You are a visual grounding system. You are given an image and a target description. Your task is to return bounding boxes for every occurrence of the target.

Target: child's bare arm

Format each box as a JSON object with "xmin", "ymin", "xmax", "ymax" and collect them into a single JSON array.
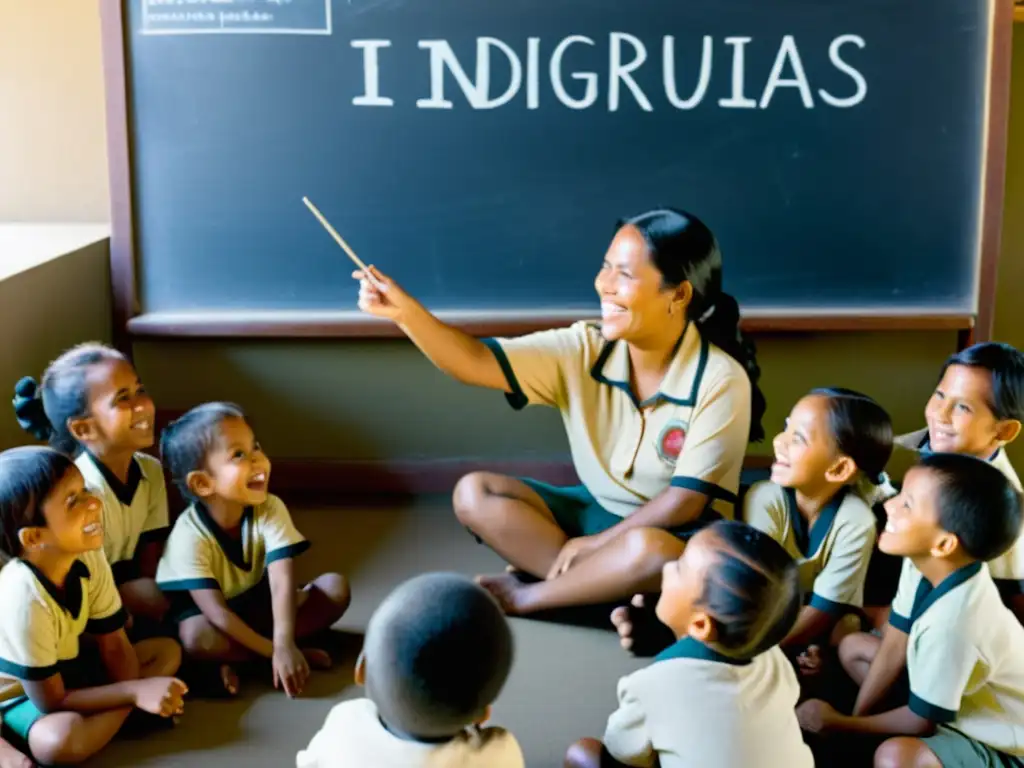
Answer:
[
  {"xmin": 137, "ymin": 541, "xmax": 165, "ymax": 580},
  {"xmin": 853, "ymin": 624, "xmax": 908, "ymax": 715},
  {"xmin": 798, "ymin": 699, "xmax": 933, "ymax": 738},
  {"xmin": 22, "ymin": 674, "xmax": 186, "ymax": 718},
  {"xmin": 781, "ymin": 606, "xmax": 835, "ymax": 649},
  {"xmin": 190, "ymin": 588, "xmax": 274, "ymax": 658},
  {"xmin": 268, "ymin": 558, "xmax": 298, "ymax": 647},
  {"xmin": 95, "ymin": 629, "xmax": 139, "ymax": 682}
]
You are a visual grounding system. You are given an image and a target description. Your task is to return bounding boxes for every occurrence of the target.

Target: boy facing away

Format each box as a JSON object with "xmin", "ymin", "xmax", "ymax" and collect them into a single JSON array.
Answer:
[{"xmin": 297, "ymin": 572, "xmax": 524, "ymax": 768}]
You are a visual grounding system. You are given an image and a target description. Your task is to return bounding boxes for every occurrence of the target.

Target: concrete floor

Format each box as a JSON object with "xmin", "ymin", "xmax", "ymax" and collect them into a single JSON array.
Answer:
[{"xmin": 97, "ymin": 497, "xmax": 647, "ymax": 767}]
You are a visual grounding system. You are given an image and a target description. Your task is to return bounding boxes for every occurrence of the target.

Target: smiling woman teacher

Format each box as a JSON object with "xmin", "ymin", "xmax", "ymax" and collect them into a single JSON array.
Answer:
[{"xmin": 353, "ymin": 208, "xmax": 766, "ymax": 614}]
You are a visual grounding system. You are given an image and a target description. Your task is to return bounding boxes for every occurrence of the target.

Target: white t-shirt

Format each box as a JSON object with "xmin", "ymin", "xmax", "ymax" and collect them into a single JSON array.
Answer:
[{"xmin": 296, "ymin": 698, "xmax": 525, "ymax": 768}]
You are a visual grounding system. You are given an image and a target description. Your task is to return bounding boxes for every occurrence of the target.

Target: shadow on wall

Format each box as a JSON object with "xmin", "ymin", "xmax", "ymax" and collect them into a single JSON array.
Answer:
[{"xmin": 0, "ymin": 229, "xmax": 112, "ymax": 451}]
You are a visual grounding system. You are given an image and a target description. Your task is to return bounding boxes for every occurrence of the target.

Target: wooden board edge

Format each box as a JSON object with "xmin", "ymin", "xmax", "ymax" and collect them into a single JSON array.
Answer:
[
  {"xmin": 99, "ymin": 0, "xmax": 139, "ymax": 357},
  {"xmin": 127, "ymin": 310, "xmax": 975, "ymax": 339},
  {"xmin": 975, "ymin": 0, "xmax": 1015, "ymax": 342}
]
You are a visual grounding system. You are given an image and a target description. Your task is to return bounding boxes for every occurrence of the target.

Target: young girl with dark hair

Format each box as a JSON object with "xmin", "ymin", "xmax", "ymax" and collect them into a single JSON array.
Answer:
[
  {"xmin": 353, "ymin": 207, "xmax": 765, "ymax": 615},
  {"xmin": 13, "ymin": 343, "xmax": 171, "ymax": 629},
  {"xmin": 564, "ymin": 520, "xmax": 812, "ymax": 768},
  {"xmin": 0, "ymin": 447, "xmax": 184, "ymax": 765}
]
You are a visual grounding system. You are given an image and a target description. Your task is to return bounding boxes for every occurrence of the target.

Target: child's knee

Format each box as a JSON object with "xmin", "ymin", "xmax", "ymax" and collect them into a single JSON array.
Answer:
[
  {"xmin": 135, "ymin": 637, "xmax": 183, "ymax": 677},
  {"xmin": 313, "ymin": 572, "xmax": 351, "ymax": 615},
  {"xmin": 29, "ymin": 713, "xmax": 91, "ymax": 765},
  {"xmin": 179, "ymin": 617, "xmax": 231, "ymax": 659},
  {"xmin": 874, "ymin": 737, "xmax": 935, "ymax": 768},
  {"xmin": 838, "ymin": 631, "xmax": 876, "ymax": 672},
  {"xmin": 564, "ymin": 738, "xmax": 604, "ymax": 768}
]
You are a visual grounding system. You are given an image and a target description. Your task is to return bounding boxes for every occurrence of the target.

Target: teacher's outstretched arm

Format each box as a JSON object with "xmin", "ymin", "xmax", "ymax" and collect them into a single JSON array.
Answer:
[{"xmin": 353, "ymin": 266, "xmax": 508, "ymax": 392}]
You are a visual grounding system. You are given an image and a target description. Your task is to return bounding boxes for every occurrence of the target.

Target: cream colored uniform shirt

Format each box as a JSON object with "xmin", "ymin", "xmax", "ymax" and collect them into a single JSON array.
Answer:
[
  {"xmin": 744, "ymin": 483, "xmax": 876, "ymax": 614},
  {"xmin": 890, "ymin": 559, "xmax": 1024, "ymax": 756},
  {"xmin": 602, "ymin": 638, "xmax": 814, "ymax": 768},
  {"xmin": 295, "ymin": 698, "xmax": 525, "ymax": 768},
  {"xmin": 893, "ymin": 428, "xmax": 1024, "ymax": 598},
  {"xmin": 0, "ymin": 550, "xmax": 126, "ymax": 702},
  {"xmin": 75, "ymin": 452, "xmax": 169, "ymax": 584},
  {"xmin": 484, "ymin": 321, "xmax": 751, "ymax": 519},
  {"xmin": 156, "ymin": 494, "xmax": 309, "ymax": 619}
]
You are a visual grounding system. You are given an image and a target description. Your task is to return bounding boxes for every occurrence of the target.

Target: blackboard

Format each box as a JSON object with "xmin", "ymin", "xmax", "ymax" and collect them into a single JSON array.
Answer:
[{"xmin": 107, "ymin": 0, "xmax": 1010, "ymax": 333}]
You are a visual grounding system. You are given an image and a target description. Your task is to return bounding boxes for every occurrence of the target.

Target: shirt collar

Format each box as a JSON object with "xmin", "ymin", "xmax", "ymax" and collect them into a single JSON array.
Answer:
[
  {"xmin": 909, "ymin": 561, "xmax": 983, "ymax": 625},
  {"xmin": 654, "ymin": 636, "xmax": 751, "ymax": 666},
  {"xmin": 913, "ymin": 430, "xmax": 1001, "ymax": 463},
  {"xmin": 21, "ymin": 558, "xmax": 91, "ymax": 617},
  {"xmin": 194, "ymin": 502, "xmax": 255, "ymax": 571},
  {"xmin": 784, "ymin": 486, "xmax": 849, "ymax": 558},
  {"xmin": 84, "ymin": 451, "xmax": 143, "ymax": 506},
  {"xmin": 589, "ymin": 321, "xmax": 708, "ymax": 408}
]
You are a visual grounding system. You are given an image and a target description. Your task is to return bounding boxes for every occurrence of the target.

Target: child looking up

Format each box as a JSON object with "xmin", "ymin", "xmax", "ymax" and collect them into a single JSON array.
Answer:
[
  {"xmin": 156, "ymin": 402, "xmax": 350, "ymax": 698},
  {"xmin": 297, "ymin": 572, "xmax": 523, "ymax": 767},
  {"xmin": 0, "ymin": 447, "xmax": 184, "ymax": 765},
  {"xmin": 567, "ymin": 520, "xmax": 813, "ymax": 768},
  {"xmin": 13, "ymin": 343, "xmax": 171, "ymax": 628},
  {"xmin": 800, "ymin": 453, "xmax": 1024, "ymax": 767}
]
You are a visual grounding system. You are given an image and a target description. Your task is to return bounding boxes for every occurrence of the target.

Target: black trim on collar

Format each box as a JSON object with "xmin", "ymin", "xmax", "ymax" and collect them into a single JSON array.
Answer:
[
  {"xmin": 85, "ymin": 452, "xmax": 143, "ymax": 506},
  {"xmin": 21, "ymin": 559, "xmax": 91, "ymax": 617},
  {"xmin": 783, "ymin": 486, "xmax": 849, "ymax": 558},
  {"xmin": 193, "ymin": 503, "xmax": 255, "ymax": 571},
  {"xmin": 909, "ymin": 562, "xmax": 983, "ymax": 626}
]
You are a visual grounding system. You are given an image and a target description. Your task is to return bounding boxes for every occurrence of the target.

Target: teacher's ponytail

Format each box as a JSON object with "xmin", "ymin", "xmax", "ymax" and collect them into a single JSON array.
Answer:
[{"xmin": 621, "ymin": 208, "xmax": 766, "ymax": 442}]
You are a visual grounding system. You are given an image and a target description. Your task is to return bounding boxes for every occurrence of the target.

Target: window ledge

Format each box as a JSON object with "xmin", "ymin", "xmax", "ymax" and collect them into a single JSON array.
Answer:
[{"xmin": 0, "ymin": 223, "xmax": 110, "ymax": 282}]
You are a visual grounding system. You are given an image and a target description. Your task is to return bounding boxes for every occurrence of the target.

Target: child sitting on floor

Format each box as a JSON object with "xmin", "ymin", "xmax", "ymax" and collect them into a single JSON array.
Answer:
[
  {"xmin": 156, "ymin": 402, "xmax": 350, "ymax": 698},
  {"xmin": 0, "ymin": 447, "xmax": 184, "ymax": 765},
  {"xmin": 13, "ymin": 343, "xmax": 172, "ymax": 632},
  {"xmin": 800, "ymin": 453, "xmax": 1024, "ymax": 767},
  {"xmin": 566, "ymin": 520, "xmax": 813, "ymax": 768},
  {"xmin": 297, "ymin": 572, "xmax": 524, "ymax": 768}
]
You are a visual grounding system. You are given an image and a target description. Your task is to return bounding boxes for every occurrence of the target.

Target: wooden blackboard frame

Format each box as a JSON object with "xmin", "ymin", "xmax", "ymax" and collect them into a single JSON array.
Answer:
[{"xmin": 100, "ymin": 0, "xmax": 1015, "ymax": 349}]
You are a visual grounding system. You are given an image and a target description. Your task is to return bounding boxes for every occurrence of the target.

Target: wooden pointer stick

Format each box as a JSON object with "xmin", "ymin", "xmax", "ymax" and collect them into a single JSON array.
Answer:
[{"xmin": 302, "ymin": 196, "xmax": 384, "ymax": 290}]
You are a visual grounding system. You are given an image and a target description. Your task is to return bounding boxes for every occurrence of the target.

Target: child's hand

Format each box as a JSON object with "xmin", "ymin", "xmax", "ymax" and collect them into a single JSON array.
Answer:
[
  {"xmin": 547, "ymin": 535, "xmax": 601, "ymax": 579},
  {"xmin": 797, "ymin": 645, "xmax": 824, "ymax": 677},
  {"xmin": 796, "ymin": 699, "xmax": 839, "ymax": 734},
  {"xmin": 273, "ymin": 641, "xmax": 310, "ymax": 698},
  {"xmin": 131, "ymin": 677, "xmax": 187, "ymax": 717}
]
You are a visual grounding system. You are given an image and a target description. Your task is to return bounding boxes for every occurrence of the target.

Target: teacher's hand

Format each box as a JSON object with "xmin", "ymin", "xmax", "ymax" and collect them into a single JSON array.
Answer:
[
  {"xmin": 353, "ymin": 266, "xmax": 414, "ymax": 323},
  {"xmin": 547, "ymin": 536, "xmax": 601, "ymax": 580}
]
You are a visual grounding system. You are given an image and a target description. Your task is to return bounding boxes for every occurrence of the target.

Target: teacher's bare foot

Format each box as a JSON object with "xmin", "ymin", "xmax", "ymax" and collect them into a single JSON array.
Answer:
[{"xmin": 476, "ymin": 573, "xmax": 536, "ymax": 615}]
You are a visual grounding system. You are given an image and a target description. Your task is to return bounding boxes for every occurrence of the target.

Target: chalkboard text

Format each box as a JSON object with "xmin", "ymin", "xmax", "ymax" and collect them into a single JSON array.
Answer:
[{"xmin": 351, "ymin": 33, "xmax": 867, "ymax": 110}]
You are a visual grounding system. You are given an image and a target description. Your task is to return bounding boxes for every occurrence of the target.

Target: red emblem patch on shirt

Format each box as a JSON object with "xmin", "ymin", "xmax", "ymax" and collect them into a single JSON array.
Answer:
[{"xmin": 660, "ymin": 426, "xmax": 686, "ymax": 461}]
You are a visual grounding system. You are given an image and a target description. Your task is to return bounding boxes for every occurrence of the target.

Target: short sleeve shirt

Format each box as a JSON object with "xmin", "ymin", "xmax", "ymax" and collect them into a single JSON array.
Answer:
[
  {"xmin": 602, "ymin": 639, "xmax": 814, "ymax": 768},
  {"xmin": 76, "ymin": 451, "xmax": 170, "ymax": 584},
  {"xmin": 894, "ymin": 428, "xmax": 1024, "ymax": 598},
  {"xmin": 889, "ymin": 559, "xmax": 1024, "ymax": 756},
  {"xmin": 156, "ymin": 494, "xmax": 310, "ymax": 601},
  {"xmin": 0, "ymin": 550, "xmax": 127, "ymax": 702},
  {"xmin": 743, "ymin": 483, "xmax": 877, "ymax": 614},
  {"xmin": 295, "ymin": 698, "xmax": 526, "ymax": 768},
  {"xmin": 484, "ymin": 321, "xmax": 751, "ymax": 518}
]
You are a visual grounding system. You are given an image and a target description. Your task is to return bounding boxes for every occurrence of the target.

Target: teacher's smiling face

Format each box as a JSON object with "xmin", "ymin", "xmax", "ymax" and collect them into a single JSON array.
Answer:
[{"xmin": 595, "ymin": 224, "xmax": 691, "ymax": 342}]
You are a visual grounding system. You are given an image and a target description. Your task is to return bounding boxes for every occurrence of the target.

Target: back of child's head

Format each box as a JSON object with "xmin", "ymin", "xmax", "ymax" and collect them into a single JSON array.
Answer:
[
  {"xmin": 808, "ymin": 387, "xmax": 893, "ymax": 484},
  {"xmin": 160, "ymin": 401, "xmax": 246, "ymax": 502},
  {"xmin": 12, "ymin": 343, "xmax": 126, "ymax": 455},
  {"xmin": 700, "ymin": 520, "xmax": 802, "ymax": 659},
  {"xmin": 361, "ymin": 572, "xmax": 514, "ymax": 739},
  {"xmin": 918, "ymin": 452, "xmax": 1023, "ymax": 562},
  {"xmin": 940, "ymin": 342, "xmax": 1024, "ymax": 422},
  {"xmin": 0, "ymin": 446, "xmax": 77, "ymax": 562}
]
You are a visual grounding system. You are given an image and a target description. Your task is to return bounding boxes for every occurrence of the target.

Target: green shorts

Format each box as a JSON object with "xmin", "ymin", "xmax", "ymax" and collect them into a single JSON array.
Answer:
[
  {"xmin": 923, "ymin": 727, "xmax": 1024, "ymax": 768},
  {"xmin": 521, "ymin": 479, "xmax": 720, "ymax": 539},
  {"xmin": 0, "ymin": 650, "xmax": 106, "ymax": 745}
]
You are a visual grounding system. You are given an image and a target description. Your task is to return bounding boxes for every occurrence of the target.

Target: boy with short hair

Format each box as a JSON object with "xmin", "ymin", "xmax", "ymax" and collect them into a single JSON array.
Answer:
[
  {"xmin": 296, "ymin": 572, "xmax": 524, "ymax": 768},
  {"xmin": 798, "ymin": 453, "xmax": 1024, "ymax": 767},
  {"xmin": 874, "ymin": 342, "xmax": 1024, "ymax": 620}
]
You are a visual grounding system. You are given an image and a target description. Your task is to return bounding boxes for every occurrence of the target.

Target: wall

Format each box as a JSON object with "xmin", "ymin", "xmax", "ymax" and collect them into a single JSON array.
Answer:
[
  {"xmin": 0, "ymin": 229, "xmax": 113, "ymax": 450},
  {"xmin": 0, "ymin": 0, "xmax": 109, "ymax": 222},
  {"xmin": 2, "ymin": 2, "xmax": 1022, "ymax": 476}
]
